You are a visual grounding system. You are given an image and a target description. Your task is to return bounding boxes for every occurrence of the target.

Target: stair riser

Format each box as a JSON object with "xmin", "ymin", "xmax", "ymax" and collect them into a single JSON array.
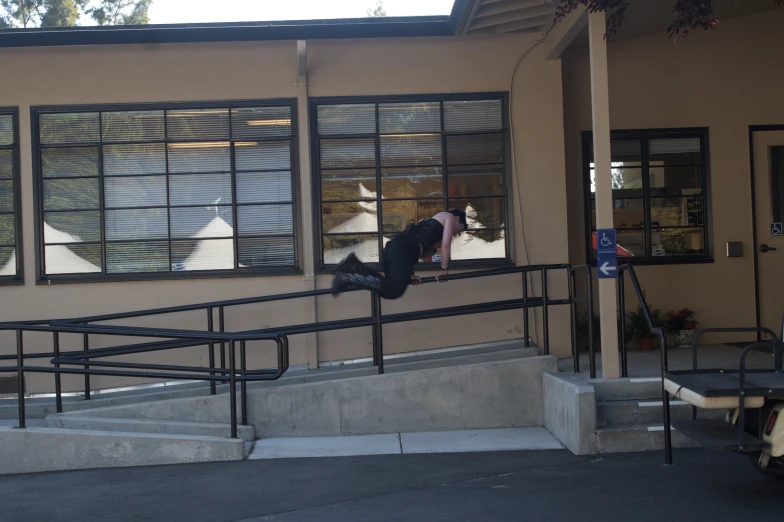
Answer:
[
  {"xmin": 46, "ymin": 416, "xmax": 256, "ymax": 441},
  {"xmin": 595, "ymin": 428, "xmax": 698, "ymax": 453},
  {"xmin": 598, "ymin": 403, "xmax": 693, "ymax": 427},
  {"xmin": 592, "ymin": 380, "xmax": 664, "ymax": 402}
]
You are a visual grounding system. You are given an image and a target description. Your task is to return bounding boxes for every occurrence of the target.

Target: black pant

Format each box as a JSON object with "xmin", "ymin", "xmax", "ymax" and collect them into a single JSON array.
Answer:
[{"xmin": 378, "ymin": 235, "xmax": 420, "ymax": 300}]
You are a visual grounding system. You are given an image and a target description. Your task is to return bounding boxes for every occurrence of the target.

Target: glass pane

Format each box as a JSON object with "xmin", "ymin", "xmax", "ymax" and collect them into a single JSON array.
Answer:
[
  {"xmin": 0, "ymin": 150, "xmax": 12, "ymax": 179},
  {"xmin": 381, "ymin": 167, "xmax": 443, "ymax": 199},
  {"xmin": 171, "ymin": 206, "xmax": 233, "ymax": 239},
  {"xmin": 0, "ymin": 247, "xmax": 15, "ymax": 275},
  {"xmin": 320, "ymin": 139, "xmax": 376, "ymax": 169},
  {"xmin": 166, "ymin": 109, "xmax": 229, "ymax": 141},
  {"xmin": 649, "ymin": 196, "xmax": 704, "ymax": 228},
  {"xmin": 235, "ymin": 141, "xmax": 290, "ymax": 171},
  {"xmin": 105, "ymin": 176, "xmax": 167, "ymax": 209},
  {"xmin": 44, "ymin": 244, "xmax": 101, "ymax": 274},
  {"xmin": 447, "ymin": 165, "xmax": 503, "ymax": 197},
  {"xmin": 43, "ymin": 178, "xmax": 100, "ymax": 210},
  {"xmin": 239, "ymin": 237, "xmax": 295, "ymax": 267},
  {"xmin": 446, "ymin": 134, "xmax": 503, "ymax": 165},
  {"xmin": 232, "ymin": 107, "xmax": 291, "ymax": 139},
  {"xmin": 172, "ymin": 239, "xmax": 235, "ymax": 271},
  {"xmin": 42, "ymin": 147, "xmax": 99, "ymax": 178},
  {"xmin": 443, "ymin": 100, "xmax": 502, "ymax": 132},
  {"xmin": 589, "ymin": 167, "xmax": 644, "ymax": 194},
  {"xmin": 649, "ymin": 137, "xmax": 701, "ymax": 165},
  {"xmin": 0, "ymin": 214, "xmax": 14, "ymax": 244},
  {"xmin": 381, "ymin": 199, "xmax": 443, "ymax": 233},
  {"xmin": 107, "ymin": 241, "xmax": 169, "ymax": 273},
  {"xmin": 588, "ymin": 139, "xmax": 642, "ymax": 166},
  {"xmin": 322, "ymin": 202, "xmax": 377, "ymax": 234},
  {"xmin": 321, "ymin": 169, "xmax": 377, "ymax": 201},
  {"xmin": 590, "ymin": 198, "xmax": 646, "ymax": 230},
  {"xmin": 449, "ymin": 197, "xmax": 505, "ymax": 229},
  {"xmin": 170, "ymin": 173, "xmax": 233, "ymax": 206},
  {"xmin": 317, "ymin": 104, "xmax": 376, "ymax": 136},
  {"xmin": 652, "ymin": 228, "xmax": 705, "ymax": 256},
  {"xmin": 106, "ymin": 208, "xmax": 168, "ymax": 241},
  {"xmin": 44, "ymin": 211, "xmax": 101, "ymax": 243},
  {"xmin": 102, "ymin": 111, "xmax": 165, "ymax": 142},
  {"xmin": 104, "ymin": 144, "xmax": 166, "ymax": 176},
  {"xmin": 0, "ymin": 115, "xmax": 12, "ymax": 145},
  {"xmin": 323, "ymin": 234, "xmax": 379, "ymax": 264},
  {"xmin": 451, "ymin": 229, "xmax": 506, "ymax": 260},
  {"xmin": 237, "ymin": 204, "xmax": 293, "ymax": 236},
  {"xmin": 39, "ymin": 113, "xmax": 100, "ymax": 144},
  {"xmin": 168, "ymin": 143, "xmax": 230, "ymax": 173},
  {"xmin": 236, "ymin": 171, "xmax": 292, "ymax": 204},
  {"xmin": 773, "ymin": 147, "xmax": 784, "ymax": 223},
  {"xmin": 0, "ymin": 181, "xmax": 13, "ymax": 212},
  {"xmin": 590, "ymin": 230, "xmax": 645, "ymax": 258},
  {"xmin": 379, "ymin": 102, "xmax": 440, "ymax": 134},
  {"xmin": 380, "ymin": 134, "xmax": 442, "ymax": 167},
  {"xmin": 649, "ymin": 166, "xmax": 702, "ymax": 196}
]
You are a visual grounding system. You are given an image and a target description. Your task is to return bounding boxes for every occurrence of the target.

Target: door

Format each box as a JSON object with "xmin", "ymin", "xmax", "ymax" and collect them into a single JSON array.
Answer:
[{"xmin": 753, "ymin": 129, "xmax": 784, "ymax": 339}]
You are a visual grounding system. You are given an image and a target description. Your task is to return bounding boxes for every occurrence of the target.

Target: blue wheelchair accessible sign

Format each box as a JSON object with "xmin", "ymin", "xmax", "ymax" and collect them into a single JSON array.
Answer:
[
  {"xmin": 772, "ymin": 223, "xmax": 783, "ymax": 236},
  {"xmin": 596, "ymin": 228, "xmax": 618, "ymax": 279}
]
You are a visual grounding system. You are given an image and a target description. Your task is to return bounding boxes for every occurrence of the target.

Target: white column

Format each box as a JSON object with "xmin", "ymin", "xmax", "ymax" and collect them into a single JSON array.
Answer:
[
  {"xmin": 588, "ymin": 13, "xmax": 620, "ymax": 378},
  {"xmin": 296, "ymin": 40, "xmax": 319, "ymax": 369}
]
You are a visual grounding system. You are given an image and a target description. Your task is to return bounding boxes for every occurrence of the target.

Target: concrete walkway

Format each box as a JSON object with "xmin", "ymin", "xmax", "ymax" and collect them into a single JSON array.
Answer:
[
  {"xmin": 0, "ymin": 449, "xmax": 781, "ymax": 521},
  {"xmin": 249, "ymin": 428, "xmax": 562, "ymax": 459}
]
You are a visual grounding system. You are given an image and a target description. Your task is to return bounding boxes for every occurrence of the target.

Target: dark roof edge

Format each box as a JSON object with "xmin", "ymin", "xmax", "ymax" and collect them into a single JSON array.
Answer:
[{"xmin": 0, "ymin": 8, "xmax": 472, "ymax": 48}]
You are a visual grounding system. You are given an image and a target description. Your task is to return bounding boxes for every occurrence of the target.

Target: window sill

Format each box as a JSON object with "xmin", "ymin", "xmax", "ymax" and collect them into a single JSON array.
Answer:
[
  {"xmin": 36, "ymin": 267, "xmax": 304, "ymax": 285},
  {"xmin": 317, "ymin": 258, "xmax": 514, "ymax": 275},
  {"xmin": 0, "ymin": 276, "xmax": 24, "ymax": 286}
]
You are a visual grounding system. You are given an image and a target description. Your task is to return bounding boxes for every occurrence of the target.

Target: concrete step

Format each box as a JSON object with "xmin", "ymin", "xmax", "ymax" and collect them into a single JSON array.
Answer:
[
  {"xmin": 597, "ymin": 400, "xmax": 691, "ymax": 427},
  {"xmin": 45, "ymin": 415, "xmax": 256, "ymax": 441},
  {"xmin": 590, "ymin": 377, "xmax": 663, "ymax": 402},
  {"xmin": 0, "ymin": 426, "xmax": 244, "ymax": 475},
  {"xmin": 594, "ymin": 424, "xmax": 699, "ymax": 453}
]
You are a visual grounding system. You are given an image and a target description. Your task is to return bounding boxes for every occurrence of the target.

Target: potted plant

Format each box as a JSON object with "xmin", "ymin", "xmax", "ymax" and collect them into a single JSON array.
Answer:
[
  {"xmin": 665, "ymin": 308, "xmax": 698, "ymax": 348},
  {"xmin": 625, "ymin": 304, "xmax": 666, "ymax": 351}
]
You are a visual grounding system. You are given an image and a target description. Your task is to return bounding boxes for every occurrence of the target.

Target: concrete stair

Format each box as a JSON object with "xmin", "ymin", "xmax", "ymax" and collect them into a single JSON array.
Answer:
[
  {"xmin": 45, "ymin": 415, "xmax": 256, "ymax": 441},
  {"xmin": 591, "ymin": 377, "xmax": 723, "ymax": 453}
]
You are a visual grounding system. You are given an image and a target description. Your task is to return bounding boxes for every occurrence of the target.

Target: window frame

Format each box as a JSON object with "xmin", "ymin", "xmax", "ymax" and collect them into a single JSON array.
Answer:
[
  {"xmin": 0, "ymin": 107, "xmax": 24, "ymax": 285},
  {"xmin": 581, "ymin": 127, "xmax": 713, "ymax": 266},
  {"xmin": 310, "ymin": 92, "xmax": 514, "ymax": 273},
  {"xmin": 31, "ymin": 99, "xmax": 302, "ymax": 284}
]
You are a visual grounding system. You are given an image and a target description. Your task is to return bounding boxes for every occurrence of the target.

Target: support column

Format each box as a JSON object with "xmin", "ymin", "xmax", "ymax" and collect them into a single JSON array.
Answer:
[
  {"xmin": 296, "ymin": 40, "xmax": 319, "ymax": 370},
  {"xmin": 588, "ymin": 13, "xmax": 620, "ymax": 378}
]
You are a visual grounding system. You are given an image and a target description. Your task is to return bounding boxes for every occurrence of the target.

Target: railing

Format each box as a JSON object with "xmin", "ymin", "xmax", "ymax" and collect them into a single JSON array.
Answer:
[{"xmin": 1, "ymin": 262, "xmax": 594, "ymax": 439}]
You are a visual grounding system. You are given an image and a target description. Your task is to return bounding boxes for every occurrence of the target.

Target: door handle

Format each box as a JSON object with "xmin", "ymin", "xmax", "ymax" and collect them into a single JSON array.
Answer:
[{"xmin": 760, "ymin": 244, "xmax": 777, "ymax": 253}]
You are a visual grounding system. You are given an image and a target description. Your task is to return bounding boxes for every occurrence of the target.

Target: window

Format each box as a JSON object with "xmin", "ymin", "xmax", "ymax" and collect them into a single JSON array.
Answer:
[
  {"xmin": 0, "ymin": 109, "xmax": 22, "ymax": 283},
  {"xmin": 583, "ymin": 128, "xmax": 710, "ymax": 264},
  {"xmin": 312, "ymin": 94, "xmax": 510, "ymax": 269},
  {"xmin": 33, "ymin": 101, "xmax": 298, "ymax": 281}
]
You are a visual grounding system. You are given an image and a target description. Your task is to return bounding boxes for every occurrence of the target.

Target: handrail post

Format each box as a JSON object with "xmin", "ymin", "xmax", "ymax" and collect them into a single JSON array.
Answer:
[
  {"xmin": 207, "ymin": 307, "xmax": 216, "ymax": 396},
  {"xmin": 229, "ymin": 339, "xmax": 237, "ymax": 439},
  {"xmin": 619, "ymin": 269, "xmax": 628, "ymax": 378},
  {"xmin": 371, "ymin": 292, "xmax": 379, "ymax": 367},
  {"xmin": 374, "ymin": 293, "xmax": 384, "ymax": 375},
  {"xmin": 660, "ymin": 329, "xmax": 672, "ymax": 465},
  {"xmin": 53, "ymin": 332, "xmax": 63, "ymax": 413},
  {"xmin": 83, "ymin": 333, "xmax": 90, "ymax": 400},
  {"xmin": 219, "ymin": 306, "xmax": 226, "ymax": 386},
  {"xmin": 584, "ymin": 265, "xmax": 596, "ymax": 379},
  {"xmin": 522, "ymin": 273, "xmax": 530, "ymax": 347},
  {"xmin": 16, "ymin": 329, "xmax": 25, "ymax": 429},
  {"xmin": 240, "ymin": 340, "xmax": 248, "ymax": 426},
  {"xmin": 541, "ymin": 268, "xmax": 550, "ymax": 355},
  {"xmin": 568, "ymin": 268, "xmax": 579, "ymax": 373}
]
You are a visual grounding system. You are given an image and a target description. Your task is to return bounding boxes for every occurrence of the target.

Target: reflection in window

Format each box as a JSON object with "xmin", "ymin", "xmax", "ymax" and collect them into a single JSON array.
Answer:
[
  {"xmin": 315, "ymin": 97, "xmax": 509, "ymax": 266},
  {"xmin": 0, "ymin": 111, "xmax": 20, "ymax": 280},
  {"xmin": 35, "ymin": 103, "xmax": 297, "ymax": 277},
  {"xmin": 585, "ymin": 131, "xmax": 709, "ymax": 262}
]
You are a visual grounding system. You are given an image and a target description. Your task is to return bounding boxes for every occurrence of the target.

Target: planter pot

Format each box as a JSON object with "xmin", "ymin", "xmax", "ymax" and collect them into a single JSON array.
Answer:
[
  {"xmin": 639, "ymin": 337, "xmax": 656, "ymax": 351},
  {"xmin": 677, "ymin": 329, "xmax": 696, "ymax": 348}
]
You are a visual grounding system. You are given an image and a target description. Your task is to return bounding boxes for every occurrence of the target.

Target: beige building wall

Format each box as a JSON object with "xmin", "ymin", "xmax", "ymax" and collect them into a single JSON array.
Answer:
[
  {"xmin": 0, "ymin": 33, "xmax": 571, "ymax": 394},
  {"xmin": 563, "ymin": 8, "xmax": 784, "ymax": 342}
]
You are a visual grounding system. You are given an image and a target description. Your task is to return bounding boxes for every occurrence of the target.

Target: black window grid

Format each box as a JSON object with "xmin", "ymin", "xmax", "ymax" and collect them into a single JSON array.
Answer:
[
  {"xmin": 32, "ymin": 100, "xmax": 301, "ymax": 283},
  {"xmin": 311, "ymin": 93, "xmax": 512, "ymax": 271},
  {"xmin": 582, "ymin": 128, "xmax": 712, "ymax": 265},
  {"xmin": 0, "ymin": 107, "xmax": 22, "ymax": 284}
]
